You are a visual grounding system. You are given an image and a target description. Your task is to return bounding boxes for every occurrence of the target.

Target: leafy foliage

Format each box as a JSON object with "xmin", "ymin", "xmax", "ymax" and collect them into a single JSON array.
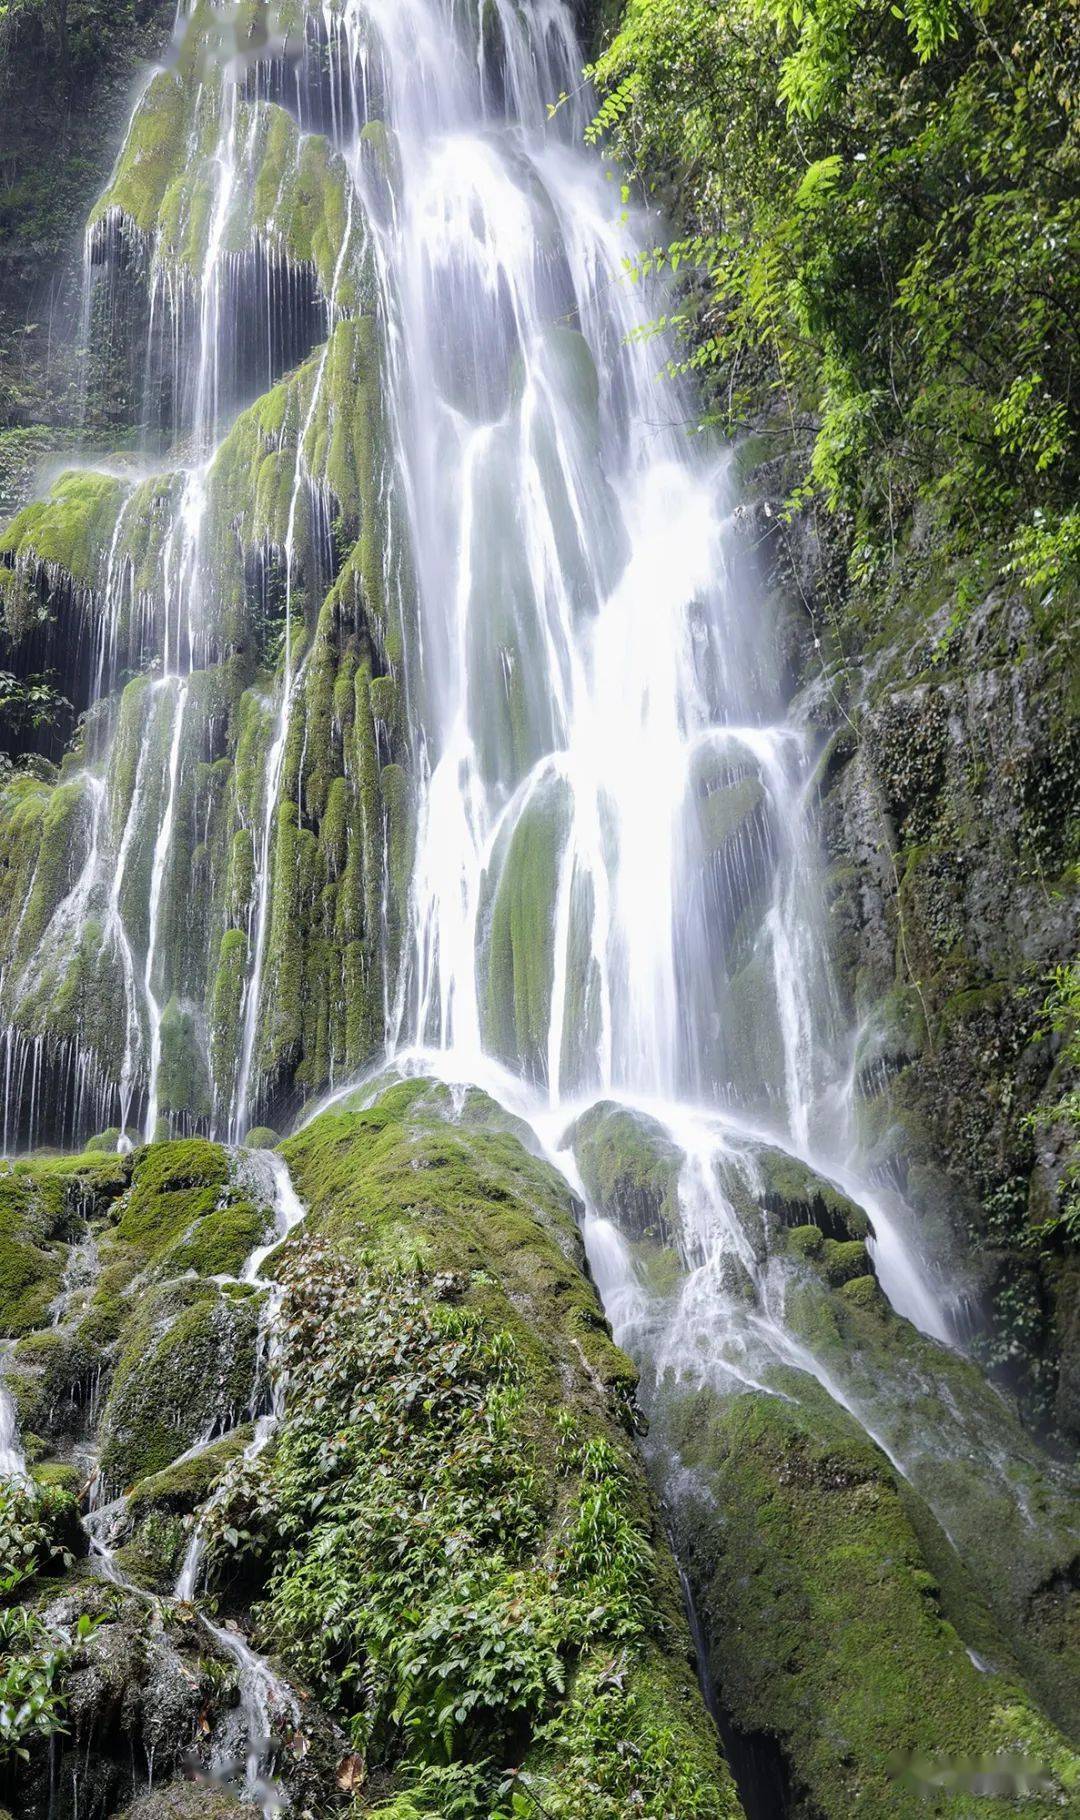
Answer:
[
  {"xmin": 588, "ymin": 0, "xmax": 1080, "ymax": 598},
  {"xmin": 0, "ymin": 669, "xmax": 70, "ymax": 746},
  {"xmin": 0, "ymin": 1481, "xmax": 76, "ymax": 1761},
  {"xmin": 0, "ymin": 1477, "xmax": 72, "ymax": 1599},
  {"xmin": 204, "ymin": 1237, "xmax": 734, "ymax": 1816}
]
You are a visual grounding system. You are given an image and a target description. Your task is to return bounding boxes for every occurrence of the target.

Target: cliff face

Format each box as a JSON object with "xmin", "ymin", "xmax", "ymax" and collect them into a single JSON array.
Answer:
[
  {"xmin": 812, "ymin": 557, "xmax": 1080, "ymax": 1436},
  {"xmin": 0, "ymin": 1, "xmax": 412, "ymax": 1142},
  {"xmin": 0, "ymin": 1085, "xmax": 743, "ymax": 1819},
  {"xmin": 0, "ymin": 1, "xmax": 177, "ymax": 513},
  {"xmin": 736, "ymin": 376, "xmax": 1080, "ymax": 1444},
  {"xmin": 580, "ymin": 0, "xmax": 1080, "ymax": 1441}
]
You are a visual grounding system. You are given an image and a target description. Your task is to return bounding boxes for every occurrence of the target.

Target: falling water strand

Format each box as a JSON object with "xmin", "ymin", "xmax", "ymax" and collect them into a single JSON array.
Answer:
[
  {"xmin": 0, "ymin": 1346, "xmax": 29, "ymax": 1482},
  {"xmin": 143, "ymin": 683, "xmax": 189, "ymax": 1142},
  {"xmin": 174, "ymin": 1151, "xmax": 307, "ymax": 1814},
  {"xmin": 83, "ymin": 1152, "xmax": 308, "ymax": 1816}
]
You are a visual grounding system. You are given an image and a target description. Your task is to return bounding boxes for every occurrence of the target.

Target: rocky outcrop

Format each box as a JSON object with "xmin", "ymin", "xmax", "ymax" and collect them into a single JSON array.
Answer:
[
  {"xmin": 806, "ymin": 571, "xmax": 1080, "ymax": 1435},
  {"xmin": 567, "ymin": 1097, "xmax": 1080, "ymax": 1808},
  {"xmin": 0, "ymin": 1090, "xmax": 743, "ymax": 1820}
]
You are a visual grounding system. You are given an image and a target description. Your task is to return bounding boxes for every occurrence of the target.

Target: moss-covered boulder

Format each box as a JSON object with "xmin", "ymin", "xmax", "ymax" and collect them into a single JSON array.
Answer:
[
  {"xmin": 563, "ymin": 1095, "xmax": 1080, "ymax": 1768},
  {"xmin": 662, "ymin": 1375, "xmax": 1080, "ymax": 1818},
  {"xmin": 775, "ymin": 1241, "xmax": 1080, "ymax": 1740},
  {"xmin": 568, "ymin": 1099, "xmax": 682, "ymax": 1246},
  {"xmin": 0, "ymin": 1151, "xmax": 127, "ymax": 1337},
  {"xmin": 4, "ymin": 1139, "xmax": 275, "ymax": 1482},
  {"xmin": 176, "ymin": 1079, "xmax": 745, "ymax": 1818},
  {"xmin": 116, "ymin": 1789, "xmax": 250, "ymax": 1820},
  {"xmin": 121, "ymin": 1428, "xmax": 252, "ymax": 1588},
  {"xmin": 98, "ymin": 1279, "xmax": 260, "ymax": 1490}
]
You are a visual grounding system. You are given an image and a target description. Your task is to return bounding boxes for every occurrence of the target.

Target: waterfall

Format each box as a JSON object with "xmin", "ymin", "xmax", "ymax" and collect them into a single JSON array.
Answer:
[
  {"xmin": 1, "ymin": 4, "xmax": 1076, "ymax": 1793},
  {"xmin": 347, "ymin": 0, "xmax": 949, "ymax": 1337}
]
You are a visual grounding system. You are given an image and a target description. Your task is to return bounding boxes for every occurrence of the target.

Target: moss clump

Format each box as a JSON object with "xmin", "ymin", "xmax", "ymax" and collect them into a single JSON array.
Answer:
[
  {"xmin": 159, "ymin": 1197, "xmax": 271, "ymax": 1279},
  {"xmin": 697, "ymin": 771, "xmax": 767, "ymax": 856},
  {"xmin": 568, "ymin": 1100, "xmax": 682, "ymax": 1245},
  {"xmin": 0, "ymin": 470, "xmax": 127, "ymax": 589},
  {"xmin": 111, "ymin": 1140, "xmax": 230, "ymax": 1256},
  {"xmin": 243, "ymin": 1126, "xmax": 279, "ymax": 1150},
  {"xmin": 0, "ymin": 1167, "xmax": 76, "ymax": 1335},
  {"xmin": 104, "ymin": 1143, "xmax": 268, "ymax": 1279},
  {"xmin": 783, "ymin": 1223, "xmax": 869, "ymax": 1286},
  {"xmin": 186, "ymin": 1081, "xmax": 746, "ymax": 1816},
  {"xmin": 11, "ymin": 1323, "xmax": 103, "ymax": 1440},
  {"xmin": 124, "ymin": 1427, "xmax": 252, "ymax": 1588},
  {"xmin": 157, "ymin": 1000, "xmax": 213, "ymax": 1125},
  {"xmin": 662, "ymin": 1376, "xmax": 1080, "ymax": 1818},
  {"xmin": 752, "ymin": 1144, "xmax": 869, "ymax": 1240},
  {"xmin": 90, "ymin": 67, "xmax": 189, "ymax": 237},
  {"xmin": 99, "ymin": 1279, "xmax": 260, "ymax": 1490}
]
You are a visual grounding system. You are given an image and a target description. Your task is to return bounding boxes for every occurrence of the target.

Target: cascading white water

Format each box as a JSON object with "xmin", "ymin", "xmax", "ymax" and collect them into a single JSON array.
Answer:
[
  {"xmin": 283, "ymin": 0, "xmax": 1080, "ymax": 1636},
  {"xmin": 0, "ymin": 1353, "xmax": 28, "ymax": 1483},
  {"xmin": 335, "ymin": 0, "xmax": 947, "ymax": 1331}
]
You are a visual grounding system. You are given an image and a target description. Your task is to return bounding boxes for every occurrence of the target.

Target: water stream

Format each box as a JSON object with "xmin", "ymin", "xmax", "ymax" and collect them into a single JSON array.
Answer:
[{"xmin": 79, "ymin": 1147, "xmax": 309, "ymax": 1815}]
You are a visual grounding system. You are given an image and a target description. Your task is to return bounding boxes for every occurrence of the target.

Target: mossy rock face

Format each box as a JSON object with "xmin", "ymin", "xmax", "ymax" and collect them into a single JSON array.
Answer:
[
  {"xmin": 117, "ymin": 1789, "xmax": 250, "ymax": 1820},
  {"xmin": 773, "ymin": 1242, "xmax": 1080, "ymax": 1739},
  {"xmin": 0, "ymin": 307, "xmax": 409, "ymax": 1146},
  {"xmin": 2, "ymin": 1140, "xmax": 273, "ymax": 1484},
  {"xmin": 751, "ymin": 1145, "xmax": 870, "ymax": 1240},
  {"xmin": 568, "ymin": 1095, "xmax": 1080, "ymax": 1753},
  {"xmin": 123, "ymin": 1427, "xmax": 252, "ymax": 1588},
  {"xmin": 0, "ymin": 1156, "xmax": 124, "ymax": 1336},
  {"xmin": 222, "ymin": 1080, "xmax": 744, "ymax": 1816},
  {"xmin": 12, "ymin": 1580, "xmax": 258, "ymax": 1819},
  {"xmin": 3, "ymin": 1109, "xmax": 743, "ymax": 1815},
  {"xmin": 661, "ymin": 1376, "xmax": 1080, "ymax": 1819},
  {"xmin": 98, "ymin": 1280, "xmax": 260, "ymax": 1490},
  {"xmin": 481, "ymin": 779, "xmax": 570, "ymax": 1084},
  {"xmin": 0, "ymin": 1175, "xmax": 67, "ymax": 1336},
  {"xmin": 568, "ymin": 1099, "xmax": 682, "ymax": 1245},
  {"xmin": 113, "ymin": 1139, "xmax": 273, "ymax": 1278}
]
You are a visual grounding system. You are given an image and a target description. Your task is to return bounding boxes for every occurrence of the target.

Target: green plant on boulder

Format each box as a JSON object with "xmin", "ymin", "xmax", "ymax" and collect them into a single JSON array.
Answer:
[{"xmin": 192, "ymin": 1083, "xmax": 743, "ymax": 1817}]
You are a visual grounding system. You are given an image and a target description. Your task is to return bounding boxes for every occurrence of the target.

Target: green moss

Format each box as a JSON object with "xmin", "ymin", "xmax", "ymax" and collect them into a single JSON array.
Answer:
[
  {"xmin": 112, "ymin": 1139, "xmax": 230, "ymax": 1257},
  {"xmin": 697, "ymin": 772, "xmax": 767, "ymax": 856},
  {"xmin": 124, "ymin": 1427, "xmax": 252, "ymax": 1588},
  {"xmin": 244, "ymin": 1126, "xmax": 279, "ymax": 1150},
  {"xmin": 160, "ymin": 1197, "xmax": 272, "ymax": 1279},
  {"xmin": 0, "ymin": 1169, "xmax": 72, "ymax": 1336},
  {"xmin": 482, "ymin": 784, "xmax": 568, "ymax": 1082},
  {"xmin": 90, "ymin": 67, "xmax": 190, "ymax": 237},
  {"xmin": 0, "ymin": 471, "xmax": 127, "ymax": 589},
  {"xmin": 157, "ymin": 998, "xmax": 213, "ymax": 1124},
  {"xmin": 752, "ymin": 1145, "xmax": 869, "ymax": 1239},
  {"xmin": 100, "ymin": 1279, "xmax": 260, "ymax": 1490},
  {"xmin": 199, "ymin": 1082, "xmax": 745, "ymax": 1815},
  {"xmin": 568, "ymin": 1100, "xmax": 682, "ymax": 1245},
  {"xmin": 662, "ymin": 1377, "xmax": 1080, "ymax": 1817}
]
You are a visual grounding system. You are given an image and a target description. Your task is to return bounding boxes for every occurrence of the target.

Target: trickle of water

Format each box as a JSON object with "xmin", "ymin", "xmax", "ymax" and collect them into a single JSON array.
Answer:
[
  {"xmin": 0, "ymin": 1348, "xmax": 28, "ymax": 1483},
  {"xmin": 143, "ymin": 682, "xmax": 189, "ymax": 1141}
]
